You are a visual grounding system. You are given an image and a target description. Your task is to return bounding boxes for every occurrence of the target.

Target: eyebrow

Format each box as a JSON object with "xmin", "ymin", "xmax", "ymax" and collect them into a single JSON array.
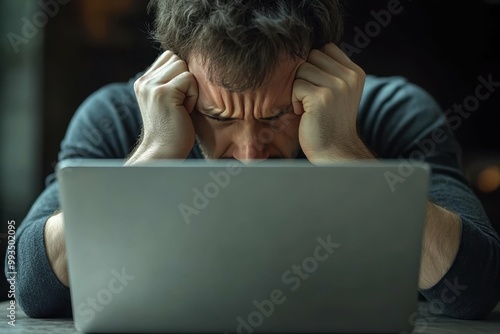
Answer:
[{"xmin": 198, "ymin": 104, "xmax": 293, "ymax": 121}]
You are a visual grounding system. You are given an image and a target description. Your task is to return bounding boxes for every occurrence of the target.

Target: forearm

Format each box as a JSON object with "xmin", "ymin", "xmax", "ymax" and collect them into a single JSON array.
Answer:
[
  {"xmin": 10, "ymin": 214, "xmax": 72, "ymax": 317},
  {"xmin": 44, "ymin": 212, "xmax": 69, "ymax": 287},
  {"xmin": 319, "ymin": 136, "xmax": 462, "ymax": 290},
  {"xmin": 318, "ymin": 138, "xmax": 466, "ymax": 296},
  {"xmin": 418, "ymin": 202, "xmax": 461, "ymax": 289},
  {"xmin": 126, "ymin": 142, "xmax": 162, "ymax": 165},
  {"xmin": 417, "ymin": 174, "xmax": 500, "ymax": 319},
  {"xmin": 325, "ymin": 140, "xmax": 462, "ymax": 289}
]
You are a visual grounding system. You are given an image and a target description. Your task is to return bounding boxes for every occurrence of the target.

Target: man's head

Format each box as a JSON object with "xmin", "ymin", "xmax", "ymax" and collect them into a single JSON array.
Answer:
[{"xmin": 148, "ymin": 0, "xmax": 344, "ymax": 160}]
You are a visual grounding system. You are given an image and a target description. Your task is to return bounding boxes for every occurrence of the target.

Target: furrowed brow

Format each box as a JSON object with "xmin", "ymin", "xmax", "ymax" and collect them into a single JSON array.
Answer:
[{"xmin": 198, "ymin": 106, "xmax": 238, "ymax": 121}]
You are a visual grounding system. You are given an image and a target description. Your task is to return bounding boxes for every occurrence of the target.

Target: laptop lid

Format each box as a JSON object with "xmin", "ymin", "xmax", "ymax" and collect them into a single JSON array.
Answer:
[{"xmin": 56, "ymin": 159, "xmax": 430, "ymax": 333}]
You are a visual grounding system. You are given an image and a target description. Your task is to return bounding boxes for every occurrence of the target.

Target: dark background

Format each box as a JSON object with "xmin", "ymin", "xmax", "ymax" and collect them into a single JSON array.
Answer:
[{"xmin": 1, "ymin": 0, "xmax": 499, "ymax": 302}]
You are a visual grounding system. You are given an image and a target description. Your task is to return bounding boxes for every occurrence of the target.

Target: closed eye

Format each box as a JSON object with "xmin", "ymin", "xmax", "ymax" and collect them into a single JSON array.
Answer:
[
  {"xmin": 262, "ymin": 110, "xmax": 287, "ymax": 121},
  {"xmin": 199, "ymin": 106, "xmax": 292, "ymax": 122},
  {"xmin": 261, "ymin": 108, "xmax": 293, "ymax": 121},
  {"xmin": 204, "ymin": 114, "xmax": 235, "ymax": 122}
]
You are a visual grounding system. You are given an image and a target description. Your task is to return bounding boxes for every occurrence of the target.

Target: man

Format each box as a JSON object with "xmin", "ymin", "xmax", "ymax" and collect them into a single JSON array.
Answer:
[{"xmin": 8, "ymin": 0, "xmax": 500, "ymax": 319}]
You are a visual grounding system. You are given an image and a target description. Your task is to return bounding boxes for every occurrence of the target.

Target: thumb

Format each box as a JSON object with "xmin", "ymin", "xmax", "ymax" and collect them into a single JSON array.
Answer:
[
  {"xmin": 292, "ymin": 79, "xmax": 308, "ymax": 115},
  {"xmin": 179, "ymin": 72, "xmax": 199, "ymax": 113}
]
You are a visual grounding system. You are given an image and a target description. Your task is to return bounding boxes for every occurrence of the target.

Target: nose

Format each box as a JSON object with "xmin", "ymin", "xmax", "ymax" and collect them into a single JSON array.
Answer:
[{"xmin": 231, "ymin": 124, "xmax": 270, "ymax": 162}]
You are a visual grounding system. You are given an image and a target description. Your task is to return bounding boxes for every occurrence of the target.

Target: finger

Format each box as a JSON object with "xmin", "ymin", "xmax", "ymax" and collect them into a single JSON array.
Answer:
[
  {"xmin": 145, "ymin": 50, "xmax": 178, "ymax": 74},
  {"xmin": 307, "ymin": 49, "xmax": 356, "ymax": 82},
  {"xmin": 295, "ymin": 62, "xmax": 340, "ymax": 89},
  {"xmin": 325, "ymin": 43, "xmax": 365, "ymax": 77},
  {"xmin": 292, "ymin": 79, "xmax": 316, "ymax": 116},
  {"xmin": 184, "ymin": 74, "xmax": 199, "ymax": 114},
  {"xmin": 297, "ymin": 61, "xmax": 357, "ymax": 98},
  {"xmin": 167, "ymin": 71, "xmax": 199, "ymax": 113},
  {"xmin": 322, "ymin": 43, "xmax": 355, "ymax": 70},
  {"xmin": 147, "ymin": 58, "xmax": 189, "ymax": 86}
]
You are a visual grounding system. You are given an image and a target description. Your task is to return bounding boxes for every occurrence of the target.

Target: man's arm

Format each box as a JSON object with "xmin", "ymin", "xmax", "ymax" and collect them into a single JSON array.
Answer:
[
  {"xmin": 291, "ymin": 43, "xmax": 500, "ymax": 319},
  {"xmin": 44, "ymin": 213, "xmax": 69, "ymax": 287},
  {"xmin": 7, "ymin": 181, "xmax": 73, "ymax": 318},
  {"xmin": 356, "ymin": 75, "xmax": 500, "ymax": 319},
  {"xmin": 317, "ymin": 144, "xmax": 464, "ymax": 290},
  {"xmin": 419, "ymin": 203, "xmax": 461, "ymax": 289},
  {"xmin": 7, "ymin": 79, "xmax": 142, "ymax": 318},
  {"xmin": 44, "ymin": 128, "xmax": 184, "ymax": 290},
  {"xmin": 13, "ymin": 52, "xmax": 198, "ymax": 318}
]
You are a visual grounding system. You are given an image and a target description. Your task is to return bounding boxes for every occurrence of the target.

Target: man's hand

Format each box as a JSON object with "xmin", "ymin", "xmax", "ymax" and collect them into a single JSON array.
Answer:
[
  {"xmin": 293, "ymin": 43, "xmax": 373, "ymax": 163},
  {"xmin": 127, "ymin": 51, "xmax": 198, "ymax": 164}
]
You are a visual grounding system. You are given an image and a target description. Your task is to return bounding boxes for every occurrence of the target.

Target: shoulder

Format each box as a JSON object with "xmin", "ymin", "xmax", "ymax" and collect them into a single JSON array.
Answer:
[
  {"xmin": 60, "ymin": 72, "xmax": 144, "ymax": 159},
  {"xmin": 359, "ymin": 75, "xmax": 450, "ymax": 158},
  {"xmin": 361, "ymin": 75, "xmax": 441, "ymax": 117},
  {"xmin": 77, "ymin": 72, "xmax": 142, "ymax": 121}
]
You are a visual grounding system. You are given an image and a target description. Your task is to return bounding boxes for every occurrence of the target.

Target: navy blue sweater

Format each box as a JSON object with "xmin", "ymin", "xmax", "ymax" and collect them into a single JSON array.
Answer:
[{"xmin": 7, "ymin": 73, "xmax": 500, "ymax": 319}]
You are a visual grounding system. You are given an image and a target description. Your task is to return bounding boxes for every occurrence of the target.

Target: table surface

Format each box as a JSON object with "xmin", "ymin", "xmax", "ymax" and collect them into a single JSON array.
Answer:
[{"xmin": 1, "ymin": 301, "xmax": 500, "ymax": 333}]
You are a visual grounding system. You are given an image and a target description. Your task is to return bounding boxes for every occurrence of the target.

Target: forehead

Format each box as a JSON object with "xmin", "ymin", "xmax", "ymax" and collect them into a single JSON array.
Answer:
[{"xmin": 187, "ymin": 54, "xmax": 304, "ymax": 108}]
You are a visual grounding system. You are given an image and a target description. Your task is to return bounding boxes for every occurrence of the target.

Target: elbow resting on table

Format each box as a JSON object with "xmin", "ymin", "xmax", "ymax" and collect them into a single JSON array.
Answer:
[{"xmin": 422, "ymin": 231, "xmax": 500, "ymax": 320}]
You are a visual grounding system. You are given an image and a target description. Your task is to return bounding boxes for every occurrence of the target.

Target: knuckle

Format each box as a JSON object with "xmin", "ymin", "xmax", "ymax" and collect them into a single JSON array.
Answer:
[
  {"xmin": 133, "ymin": 76, "xmax": 146, "ymax": 94},
  {"xmin": 150, "ymin": 85, "xmax": 169, "ymax": 98},
  {"xmin": 182, "ymin": 71, "xmax": 195, "ymax": 82},
  {"xmin": 341, "ymin": 67, "xmax": 365, "ymax": 90},
  {"xmin": 308, "ymin": 49, "xmax": 322, "ymax": 59},
  {"xmin": 356, "ymin": 66, "xmax": 366, "ymax": 79},
  {"xmin": 345, "ymin": 68, "xmax": 359, "ymax": 86},
  {"xmin": 354, "ymin": 68, "xmax": 366, "ymax": 88},
  {"xmin": 332, "ymin": 77, "xmax": 348, "ymax": 91},
  {"xmin": 172, "ymin": 58, "xmax": 187, "ymax": 69},
  {"xmin": 350, "ymin": 62, "xmax": 365, "ymax": 77},
  {"xmin": 162, "ymin": 50, "xmax": 176, "ymax": 60},
  {"xmin": 167, "ymin": 73, "xmax": 183, "ymax": 88}
]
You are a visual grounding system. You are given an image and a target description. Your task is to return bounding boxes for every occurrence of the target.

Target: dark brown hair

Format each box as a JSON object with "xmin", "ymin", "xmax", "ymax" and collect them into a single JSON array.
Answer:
[{"xmin": 148, "ymin": 0, "xmax": 344, "ymax": 91}]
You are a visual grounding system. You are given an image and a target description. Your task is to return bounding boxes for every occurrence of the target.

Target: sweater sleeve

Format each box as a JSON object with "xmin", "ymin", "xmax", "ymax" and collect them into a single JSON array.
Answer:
[
  {"xmin": 6, "ymin": 78, "xmax": 142, "ymax": 318},
  {"xmin": 359, "ymin": 75, "xmax": 500, "ymax": 319}
]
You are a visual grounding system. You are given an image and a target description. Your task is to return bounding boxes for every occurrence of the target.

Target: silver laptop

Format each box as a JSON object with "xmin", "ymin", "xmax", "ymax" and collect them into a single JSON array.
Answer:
[{"xmin": 56, "ymin": 159, "xmax": 430, "ymax": 333}]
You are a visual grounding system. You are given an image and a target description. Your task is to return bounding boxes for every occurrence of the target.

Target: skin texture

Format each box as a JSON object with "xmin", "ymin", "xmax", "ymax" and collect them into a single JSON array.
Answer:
[{"xmin": 46, "ymin": 43, "xmax": 461, "ymax": 291}]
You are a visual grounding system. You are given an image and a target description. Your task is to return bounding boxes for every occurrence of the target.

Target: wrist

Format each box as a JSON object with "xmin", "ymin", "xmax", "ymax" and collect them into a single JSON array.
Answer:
[
  {"xmin": 126, "ymin": 139, "xmax": 190, "ymax": 165},
  {"xmin": 310, "ymin": 137, "xmax": 375, "ymax": 164}
]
